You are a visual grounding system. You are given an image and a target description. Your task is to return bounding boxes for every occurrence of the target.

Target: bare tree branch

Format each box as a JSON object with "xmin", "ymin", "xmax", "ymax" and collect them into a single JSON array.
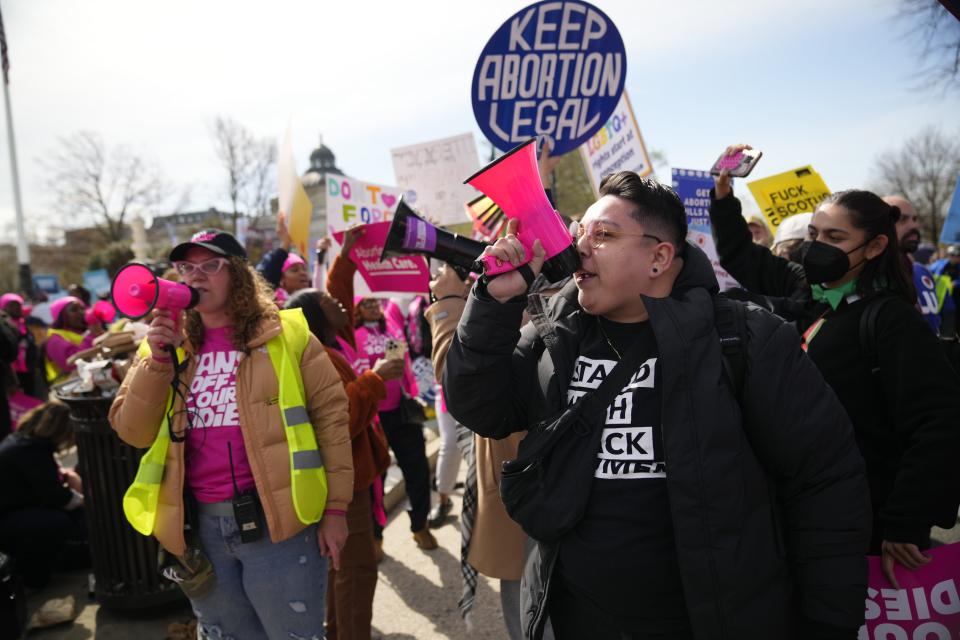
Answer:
[
  {"xmin": 244, "ymin": 139, "xmax": 277, "ymax": 218},
  {"xmin": 210, "ymin": 117, "xmax": 277, "ymax": 230},
  {"xmin": 898, "ymin": 0, "xmax": 960, "ymax": 93},
  {"xmin": 39, "ymin": 131, "xmax": 170, "ymax": 243},
  {"xmin": 872, "ymin": 126, "xmax": 960, "ymax": 242}
]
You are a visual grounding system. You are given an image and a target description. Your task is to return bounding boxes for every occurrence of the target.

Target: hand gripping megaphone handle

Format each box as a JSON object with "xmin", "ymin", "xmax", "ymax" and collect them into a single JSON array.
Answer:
[
  {"xmin": 477, "ymin": 225, "xmax": 541, "ymax": 279},
  {"xmin": 476, "ymin": 253, "xmax": 537, "ymax": 287}
]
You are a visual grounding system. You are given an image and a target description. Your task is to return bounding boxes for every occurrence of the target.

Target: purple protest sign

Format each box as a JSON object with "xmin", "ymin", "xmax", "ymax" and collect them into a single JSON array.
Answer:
[
  {"xmin": 333, "ymin": 222, "xmax": 430, "ymax": 294},
  {"xmin": 860, "ymin": 542, "xmax": 960, "ymax": 638}
]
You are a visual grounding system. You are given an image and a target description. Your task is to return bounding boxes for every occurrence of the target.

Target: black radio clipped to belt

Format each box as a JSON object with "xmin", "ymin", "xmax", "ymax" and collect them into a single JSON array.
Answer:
[
  {"xmin": 228, "ymin": 442, "xmax": 263, "ymax": 543},
  {"xmin": 232, "ymin": 491, "xmax": 263, "ymax": 543}
]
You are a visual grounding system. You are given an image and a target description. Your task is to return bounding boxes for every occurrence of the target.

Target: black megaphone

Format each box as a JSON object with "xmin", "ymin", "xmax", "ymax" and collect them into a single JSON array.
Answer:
[{"xmin": 381, "ymin": 197, "xmax": 487, "ymax": 278}]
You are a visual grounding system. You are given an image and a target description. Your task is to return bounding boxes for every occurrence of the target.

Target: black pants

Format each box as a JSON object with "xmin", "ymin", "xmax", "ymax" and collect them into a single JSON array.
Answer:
[
  {"xmin": 0, "ymin": 507, "xmax": 90, "ymax": 589},
  {"xmin": 378, "ymin": 408, "xmax": 431, "ymax": 532},
  {"xmin": 548, "ymin": 577, "xmax": 694, "ymax": 640}
]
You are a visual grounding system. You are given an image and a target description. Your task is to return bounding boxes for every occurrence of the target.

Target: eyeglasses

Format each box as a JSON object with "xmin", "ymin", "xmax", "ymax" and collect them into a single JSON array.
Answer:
[
  {"xmin": 173, "ymin": 258, "xmax": 228, "ymax": 277},
  {"xmin": 572, "ymin": 220, "xmax": 663, "ymax": 249},
  {"xmin": 358, "ymin": 299, "xmax": 382, "ymax": 309}
]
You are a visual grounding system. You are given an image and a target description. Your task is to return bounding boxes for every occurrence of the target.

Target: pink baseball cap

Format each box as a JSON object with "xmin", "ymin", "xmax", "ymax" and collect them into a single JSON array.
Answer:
[
  {"xmin": 50, "ymin": 296, "xmax": 86, "ymax": 324},
  {"xmin": 282, "ymin": 253, "xmax": 306, "ymax": 273}
]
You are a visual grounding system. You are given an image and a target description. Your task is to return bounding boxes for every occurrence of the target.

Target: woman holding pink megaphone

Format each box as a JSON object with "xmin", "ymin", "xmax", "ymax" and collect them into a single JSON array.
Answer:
[{"xmin": 109, "ymin": 229, "xmax": 353, "ymax": 640}]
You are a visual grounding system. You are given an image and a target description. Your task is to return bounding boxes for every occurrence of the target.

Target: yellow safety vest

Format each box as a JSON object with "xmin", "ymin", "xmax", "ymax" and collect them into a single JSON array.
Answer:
[
  {"xmin": 45, "ymin": 328, "xmax": 85, "ymax": 383},
  {"xmin": 123, "ymin": 308, "xmax": 329, "ymax": 536}
]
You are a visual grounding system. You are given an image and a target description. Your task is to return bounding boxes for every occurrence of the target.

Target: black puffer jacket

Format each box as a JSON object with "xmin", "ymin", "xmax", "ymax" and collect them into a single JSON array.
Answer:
[{"xmin": 443, "ymin": 243, "xmax": 871, "ymax": 640}]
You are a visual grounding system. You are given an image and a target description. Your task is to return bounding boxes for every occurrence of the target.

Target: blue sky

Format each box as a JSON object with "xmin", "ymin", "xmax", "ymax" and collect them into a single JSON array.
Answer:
[{"xmin": 0, "ymin": 0, "xmax": 956, "ymax": 241}]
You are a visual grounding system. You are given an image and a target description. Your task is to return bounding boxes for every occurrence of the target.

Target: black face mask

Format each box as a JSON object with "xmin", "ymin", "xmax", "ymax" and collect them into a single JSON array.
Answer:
[{"xmin": 801, "ymin": 240, "xmax": 867, "ymax": 284}]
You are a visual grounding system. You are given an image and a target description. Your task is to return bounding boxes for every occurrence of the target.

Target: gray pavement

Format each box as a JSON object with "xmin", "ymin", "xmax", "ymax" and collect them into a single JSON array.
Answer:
[
  {"xmin": 22, "ymin": 429, "xmax": 960, "ymax": 638},
  {"xmin": 24, "ymin": 425, "xmax": 511, "ymax": 639}
]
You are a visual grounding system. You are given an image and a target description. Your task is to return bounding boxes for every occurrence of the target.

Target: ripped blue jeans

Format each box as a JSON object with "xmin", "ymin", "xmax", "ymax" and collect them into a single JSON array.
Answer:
[{"xmin": 191, "ymin": 513, "xmax": 328, "ymax": 640}]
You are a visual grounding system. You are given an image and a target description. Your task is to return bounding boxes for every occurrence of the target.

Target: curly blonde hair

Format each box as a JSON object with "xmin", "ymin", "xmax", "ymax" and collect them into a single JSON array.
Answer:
[{"xmin": 184, "ymin": 257, "xmax": 278, "ymax": 353}]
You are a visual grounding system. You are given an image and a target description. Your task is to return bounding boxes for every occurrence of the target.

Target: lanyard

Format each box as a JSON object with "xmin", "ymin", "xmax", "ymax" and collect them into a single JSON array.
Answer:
[{"xmin": 801, "ymin": 310, "xmax": 830, "ymax": 352}]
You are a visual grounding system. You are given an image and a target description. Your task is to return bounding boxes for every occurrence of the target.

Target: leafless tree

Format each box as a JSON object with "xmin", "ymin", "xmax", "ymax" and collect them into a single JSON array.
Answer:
[
  {"xmin": 210, "ymin": 117, "xmax": 277, "ymax": 230},
  {"xmin": 898, "ymin": 0, "xmax": 960, "ymax": 93},
  {"xmin": 41, "ymin": 131, "xmax": 169, "ymax": 243},
  {"xmin": 873, "ymin": 126, "xmax": 960, "ymax": 243},
  {"xmin": 246, "ymin": 139, "xmax": 278, "ymax": 217}
]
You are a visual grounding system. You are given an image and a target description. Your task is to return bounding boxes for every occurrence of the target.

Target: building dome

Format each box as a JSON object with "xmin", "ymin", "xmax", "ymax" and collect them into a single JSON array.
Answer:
[{"xmin": 306, "ymin": 135, "xmax": 343, "ymax": 177}]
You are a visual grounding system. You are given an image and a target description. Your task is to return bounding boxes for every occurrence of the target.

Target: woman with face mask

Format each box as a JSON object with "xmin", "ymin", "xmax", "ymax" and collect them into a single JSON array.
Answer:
[{"xmin": 709, "ymin": 160, "xmax": 960, "ymax": 589}]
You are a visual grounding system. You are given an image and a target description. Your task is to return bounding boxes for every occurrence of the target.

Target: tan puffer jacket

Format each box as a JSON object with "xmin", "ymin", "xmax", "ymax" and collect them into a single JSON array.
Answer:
[{"xmin": 109, "ymin": 313, "xmax": 352, "ymax": 556}]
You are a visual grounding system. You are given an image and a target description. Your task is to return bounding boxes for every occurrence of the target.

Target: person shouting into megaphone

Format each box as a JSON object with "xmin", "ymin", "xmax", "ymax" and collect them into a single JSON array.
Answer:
[
  {"xmin": 443, "ymin": 172, "xmax": 872, "ymax": 639},
  {"xmin": 109, "ymin": 229, "xmax": 353, "ymax": 640}
]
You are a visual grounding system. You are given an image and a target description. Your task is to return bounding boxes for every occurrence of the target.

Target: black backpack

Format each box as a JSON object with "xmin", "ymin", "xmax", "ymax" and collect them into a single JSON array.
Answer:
[{"xmin": 858, "ymin": 294, "xmax": 960, "ymax": 375}]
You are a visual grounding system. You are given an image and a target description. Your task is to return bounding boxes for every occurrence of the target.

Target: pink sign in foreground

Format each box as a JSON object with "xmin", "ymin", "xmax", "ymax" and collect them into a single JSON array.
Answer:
[
  {"xmin": 9, "ymin": 391, "xmax": 43, "ymax": 429},
  {"xmin": 333, "ymin": 222, "xmax": 430, "ymax": 294},
  {"xmin": 860, "ymin": 542, "xmax": 960, "ymax": 638}
]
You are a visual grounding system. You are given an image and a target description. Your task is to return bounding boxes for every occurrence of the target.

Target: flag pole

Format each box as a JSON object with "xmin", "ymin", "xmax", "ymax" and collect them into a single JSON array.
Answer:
[
  {"xmin": 1, "ymin": 4, "xmax": 30, "ymax": 294},
  {"xmin": 2, "ymin": 76, "xmax": 30, "ymax": 294}
]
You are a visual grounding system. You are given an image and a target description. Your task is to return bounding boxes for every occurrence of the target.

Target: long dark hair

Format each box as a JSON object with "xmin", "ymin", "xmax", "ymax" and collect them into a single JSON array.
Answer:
[
  {"xmin": 285, "ymin": 288, "xmax": 334, "ymax": 347},
  {"xmin": 819, "ymin": 190, "xmax": 916, "ymax": 304}
]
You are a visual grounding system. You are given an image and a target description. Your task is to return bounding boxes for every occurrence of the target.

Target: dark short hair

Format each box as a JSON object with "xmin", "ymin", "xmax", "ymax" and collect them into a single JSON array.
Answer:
[{"xmin": 598, "ymin": 172, "xmax": 688, "ymax": 252}]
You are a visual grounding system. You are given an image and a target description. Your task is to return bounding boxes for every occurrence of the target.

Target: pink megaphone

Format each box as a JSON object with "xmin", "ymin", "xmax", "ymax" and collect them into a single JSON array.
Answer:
[
  {"xmin": 464, "ymin": 139, "xmax": 580, "ymax": 283},
  {"xmin": 110, "ymin": 263, "xmax": 199, "ymax": 321}
]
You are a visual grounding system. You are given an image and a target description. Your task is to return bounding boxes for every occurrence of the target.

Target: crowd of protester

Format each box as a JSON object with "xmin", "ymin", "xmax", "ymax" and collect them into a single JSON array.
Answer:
[{"xmin": 0, "ymin": 141, "xmax": 958, "ymax": 640}]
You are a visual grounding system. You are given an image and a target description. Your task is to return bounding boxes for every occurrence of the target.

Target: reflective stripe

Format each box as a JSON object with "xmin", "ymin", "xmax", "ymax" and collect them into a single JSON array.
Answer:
[
  {"xmin": 136, "ymin": 461, "xmax": 165, "ymax": 484},
  {"xmin": 284, "ymin": 406, "xmax": 310, "ymax": 426},
  {"xmin": 292, "ymin": 449, "xmax": 323, "ymax": 470}
]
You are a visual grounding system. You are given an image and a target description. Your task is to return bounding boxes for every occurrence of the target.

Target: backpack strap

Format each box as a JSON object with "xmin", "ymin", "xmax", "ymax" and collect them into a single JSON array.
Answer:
[
  {"xmin": 858, "ymin": 294, "xmax": 896, "ymax": 375},
  {"xmin": 714, "ymin": 296, "xmax": 749, "ymax": 400}
]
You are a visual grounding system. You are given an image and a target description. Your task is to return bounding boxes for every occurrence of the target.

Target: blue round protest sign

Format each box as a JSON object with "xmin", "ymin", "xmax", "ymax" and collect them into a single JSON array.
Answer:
[{"xmin": 471, "ymin": 0, "xmax": 626, "ymax": 155}]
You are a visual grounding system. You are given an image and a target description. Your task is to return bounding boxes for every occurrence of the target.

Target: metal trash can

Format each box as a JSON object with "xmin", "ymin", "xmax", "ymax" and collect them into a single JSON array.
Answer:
[{"xmin": 57, "ymin": 393, "xmax": 185, "ymax": 611}]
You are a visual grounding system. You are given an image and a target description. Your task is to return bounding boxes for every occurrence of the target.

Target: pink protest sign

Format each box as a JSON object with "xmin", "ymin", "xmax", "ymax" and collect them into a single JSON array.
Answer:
[
  {"xmin": 859, "ymin": 542, "xmax": 960, "ymax": 638},
  {"xmin": 9, "ymin": 391, "xmax": 43, "ymax": 429},
  {"xmin": 333, "ymin": 223, "xmax": 430, "ymax": 294}
]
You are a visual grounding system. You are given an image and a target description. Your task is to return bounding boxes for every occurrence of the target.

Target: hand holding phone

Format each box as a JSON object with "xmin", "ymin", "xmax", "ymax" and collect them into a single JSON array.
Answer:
[
  {"xmin": 385, "ymin": 338, "xmax": 407, "ymax": 361},
  {"xmin": 710, "ymin": 146, "xmax": 762, "ymax": 178}
]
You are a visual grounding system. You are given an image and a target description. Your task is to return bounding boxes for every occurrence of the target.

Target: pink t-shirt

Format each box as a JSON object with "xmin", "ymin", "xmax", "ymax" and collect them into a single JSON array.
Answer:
[
  {"xmin": 184, "ymin": 326, "xmax": 255, "ymax": 503},
  {"xmin": 341, "ymin": 322, "xmax": 418, "ymax": 412}
]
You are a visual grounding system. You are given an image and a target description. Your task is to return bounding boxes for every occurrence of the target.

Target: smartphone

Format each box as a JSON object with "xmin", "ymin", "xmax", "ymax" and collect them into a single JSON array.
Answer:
[
  {"xmin": 709, "ymin": 148, "xmax": 763, "ymax": 178},
  {"xmin": 385, "ymin": 338, "xmax": 407, "ymax": 361}
]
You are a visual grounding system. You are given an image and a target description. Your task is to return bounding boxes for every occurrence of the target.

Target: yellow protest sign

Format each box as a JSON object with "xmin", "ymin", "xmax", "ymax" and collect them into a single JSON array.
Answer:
[
  {"xmin": 747, "ymin": 166, "xmax": 830, "ymax": 230},
  {"xmin": 278, "ymin": 124, "xmax": 314, "ymax": 256}
]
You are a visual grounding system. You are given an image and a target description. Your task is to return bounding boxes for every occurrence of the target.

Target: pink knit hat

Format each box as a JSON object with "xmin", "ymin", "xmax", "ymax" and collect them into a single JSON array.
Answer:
[
  {"xmin": 0, "ymin": 293, "xmax": 24, "ymax": 309},
  {"xmin": 50, "ymin": 296, "xmax": 85, "ymax": 324},
  {"xmin": 282, "ymin": 253, "xmax": 306, "ymax": 273}
]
